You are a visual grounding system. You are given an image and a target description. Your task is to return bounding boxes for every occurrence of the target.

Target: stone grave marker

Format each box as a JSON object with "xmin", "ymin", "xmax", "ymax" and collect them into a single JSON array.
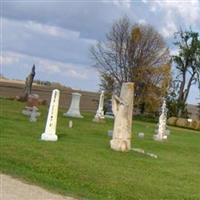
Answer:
[
  {"xmin": 110, "ymin": 82, "xmax": 134, "ymax": 152},
  {"xmin": 41, "ymin": 89, "xmax": 60, "ymax": 141},
  {"xmin": 154, "ymin": 99, "xmax": 169, "ymax": 141},
  {"xmin": 93, "ymin": 90, "xmax": 105, "ymax": 122},
  {"xmin": 63, "ymin": 93, "xmax": 83, "ymax": 118},
  {"xmin": 29, "ymin": 106, "xmax": 40, "ymax": 122}
]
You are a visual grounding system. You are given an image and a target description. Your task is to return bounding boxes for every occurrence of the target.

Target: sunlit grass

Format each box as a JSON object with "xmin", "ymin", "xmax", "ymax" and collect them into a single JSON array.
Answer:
[{"xmin": 1, "ymin": 99, "xmax": 200, "ymax": 200}]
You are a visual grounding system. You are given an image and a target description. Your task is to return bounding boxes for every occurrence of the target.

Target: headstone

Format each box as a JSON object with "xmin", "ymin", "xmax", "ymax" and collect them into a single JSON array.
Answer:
[
  {"xmin": 23, "ymin": 65, "xmax": 36, "ymax": 100},
  {"xmin": 105, "ymin": 99, "xmax": 114, "ymax": 119},
  {"xmin": 93, "ymin": 90, "xmax": 105, "ymax": 122},
  {"xmin": 63, "ymin": 92, "xmax": 83, "ymax": 118},
  {"xmin": 27, "ymin": 94, "xmax": 39, "ymax": 107},
  {"xmin": 69, "ymin": 120, "xmax": 73, "ymax": 128},
  {"xmin": 154, "ymin": 99, "xmax": 168, "ymax": 141},
  {"xmin": 165, "ymin": 129, "xmax": 170, "ymax": 136},
  {"xmin": 138, "ymin": 132, "xmax": 144, "ymax": 138},
  {"xmin": 107, "ymin": 130, "xmax": 113, "ymax": 137},
  {"xmin": 110, "ymin": 82, "xmax": 134, "ymax": 152},
  {"xmin": 41, "ymin": 89, "xmax": 60, "ymax": 141},
  {"xmin": 22, "ymin": 94, "xmax": 40, "ymax": 116},
  {"xmin": 29, "ymin": 106, "xmax": 40, "ymax": 122}
]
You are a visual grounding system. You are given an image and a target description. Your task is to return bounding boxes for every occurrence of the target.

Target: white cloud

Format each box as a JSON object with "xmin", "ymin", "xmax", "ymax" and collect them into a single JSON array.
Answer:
[
  {"xmin": 35, "ymin": 58, "xmax": 91, "ymax": 80},
  {"xmin": 148, "ymin": 0, "xmax": 200, "ymax": 27},
  {"xmin": 1, "ymin": 52, "xmax": 22, "ymax": 65},
  {"xmin": 103, "ymin": 0, "xmax": 131, "ymax": 8},
  {"xmin": 138, "ymin": 19, "xmax": 146, "ymax": 25},
  {"xmin": 3, "ymin": 18, "xmax": 97, "ymax": 65},
  {"xmin": 160, "ymin": 20, "xmax": 178, "ymax": 38},
  {"xmin": 24, "ymin": 20, "xmax": 80, "ymax": 39},
  {"xmin": 2, "ymin": 51, "xmax": 94, "ymax": 80},
  {"xmin": 170, "ymin": 48, "xmax": 179, "ymax": 56},
  {"xmin": 141, "ymin": 0, "xmax": 148, "ymax": 3}
]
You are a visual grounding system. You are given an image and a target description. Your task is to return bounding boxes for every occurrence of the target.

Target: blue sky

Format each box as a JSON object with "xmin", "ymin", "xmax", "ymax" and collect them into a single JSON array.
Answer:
[{"xmin": 1, "ymin": 0, "xmax": 200, "ymax": 104}]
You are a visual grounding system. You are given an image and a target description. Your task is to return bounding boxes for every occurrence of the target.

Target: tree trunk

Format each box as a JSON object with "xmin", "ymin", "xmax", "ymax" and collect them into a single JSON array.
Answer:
[
  {"xmin": 177, "ymin": 73, "xmax": 186, "ymax": 117},
  {"xmin": 178, "ymin": 73, "xmax": 186, "ymax": 102},
  {"xmin": 183, "ymin": 73, "xmax": 195, "ymax": 103}
]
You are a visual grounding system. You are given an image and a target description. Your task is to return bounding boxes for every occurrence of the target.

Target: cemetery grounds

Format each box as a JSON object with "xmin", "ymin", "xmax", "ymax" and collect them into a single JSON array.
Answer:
[{"xmin": 0, "ymin": 98, "xmax": 200, "ymax": 200}]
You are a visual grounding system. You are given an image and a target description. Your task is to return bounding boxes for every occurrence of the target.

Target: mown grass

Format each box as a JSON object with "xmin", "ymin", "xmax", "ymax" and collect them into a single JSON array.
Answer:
[{"xmin": 0, "ymin": 99, "xmax": 200, "ymax": 200}]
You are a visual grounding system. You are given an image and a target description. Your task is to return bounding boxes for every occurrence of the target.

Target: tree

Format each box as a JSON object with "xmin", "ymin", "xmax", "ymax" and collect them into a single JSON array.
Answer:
[
  {"xmin": 90, "ymin": 16, "xmax": 171, "ymax": 113},
  {"xmin": 197, "ymin": 101, "xmax": 200, "ymax": 120},
  {"xmin": 172, "ymin": 29, "xmax": 200, "ymax": 117}
]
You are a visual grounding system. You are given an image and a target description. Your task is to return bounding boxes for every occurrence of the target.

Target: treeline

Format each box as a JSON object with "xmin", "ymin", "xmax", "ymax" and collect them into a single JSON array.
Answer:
[{"xmin": 90, "ymin": 16, "xmax": 200, "ymax": 119}]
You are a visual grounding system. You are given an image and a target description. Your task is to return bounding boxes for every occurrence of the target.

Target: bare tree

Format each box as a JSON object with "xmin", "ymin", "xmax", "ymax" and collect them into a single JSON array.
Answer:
[{"xmin": 91, "ymin": 16, "xmax": 170, "ymax": 112}]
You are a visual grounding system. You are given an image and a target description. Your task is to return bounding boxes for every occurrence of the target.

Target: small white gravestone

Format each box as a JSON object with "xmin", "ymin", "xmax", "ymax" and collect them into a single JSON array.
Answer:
[
  {"xmin": 138, "ymin": 132, "xmax": 144, "ymax": 138},
  {"xmin": 110, "ymin": 82, "xmax": 134, "ymax": 152},
  {"xmin": 63, "ymin": 92, "xmax": 83, "ymax": 118},
  {"xmin": 41, "ymin": 89, "xmax": 60, "ymax": 141},
  {"xmin": 69, "ymin": 120, "xmax": 73, "ymax": 128},
  {"xmin": 107, "ymin": 130, "xmax": 113, "ymax": 137},
  {"xmin": 93, "ymin": 90, "xmax": 105, "ymax": 122},
  {"xmin": 187, "ymin": 118, "xmax": 192, "ymax": 127}
]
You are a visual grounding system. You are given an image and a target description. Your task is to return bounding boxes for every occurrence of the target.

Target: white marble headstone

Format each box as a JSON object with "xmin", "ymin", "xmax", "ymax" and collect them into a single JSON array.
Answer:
[
  {"xmin": 154, "ymin": 99, "xmax": 168, "ymax": 141},
  {"xmin": 69, "ymin": 120, "xmax": 73, "ymax": 128},
  {"xmin": 63, "ymin": 92, "xmax": 83, "ymax": 118},
  {"xmin": 93, "ymin": 90, "xmax": 105, "ymax": 122},
  {"xmin": 41, "ymin": 89, "xmax": 60, "ymax": 141}
]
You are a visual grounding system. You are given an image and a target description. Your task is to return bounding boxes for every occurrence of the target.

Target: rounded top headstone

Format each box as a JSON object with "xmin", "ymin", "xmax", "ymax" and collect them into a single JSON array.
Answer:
[{"xmin": 72, "ymin": 92, "xmax": 81, "ymax": 96}]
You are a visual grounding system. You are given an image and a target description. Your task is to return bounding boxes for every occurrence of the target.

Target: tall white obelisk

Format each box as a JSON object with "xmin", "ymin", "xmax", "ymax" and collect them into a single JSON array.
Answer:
[{"xmin": 41, "ymin": 89, "xmax": 60, "ymax": 141}]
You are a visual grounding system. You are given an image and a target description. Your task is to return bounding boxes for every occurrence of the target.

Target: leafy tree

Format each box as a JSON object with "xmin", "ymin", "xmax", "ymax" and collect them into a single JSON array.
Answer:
[
  {"xmin": 91, "ymin": 16, "xmax": 171, "ymax": 113},
  {"xmin": 172, "ymin": 29, "xmax": 200, "ymax": 117}
]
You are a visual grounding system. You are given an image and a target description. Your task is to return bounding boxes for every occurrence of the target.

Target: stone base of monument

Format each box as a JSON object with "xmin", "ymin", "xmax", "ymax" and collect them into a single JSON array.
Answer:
[
  {"xmin": 22, "ymin": 106, "xmax": 40, "ymax": 116},
  {"xmin": 41, "ymin": 133, "xmax": 58, "ymax": 141},
  {"xmin": 104, "ymin": 112, "xmax": 114, "ymax": 119},
  {"xmin": 22, "ymin": 108, "xmax": 32, "ymax": 116},
  {"xmin": 29, "ymin": 106, "xmax": 40, "ymax": 122},
  {"xmin": 93, "ymin": 117, "xmax": 105, "ymax": 123},
  {"xmin": 63, "ymin": 112, "xmax": 83, "ymax": 118},
  {"xmin": 110, "ymin": 139, "xmax": 131, "ymax": 152}
]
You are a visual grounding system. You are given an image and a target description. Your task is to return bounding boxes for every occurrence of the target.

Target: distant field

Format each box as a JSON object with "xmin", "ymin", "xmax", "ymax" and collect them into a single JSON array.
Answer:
[{"xmin": 1, "ymin": 99, "xmax": 200, "ymax": 200}]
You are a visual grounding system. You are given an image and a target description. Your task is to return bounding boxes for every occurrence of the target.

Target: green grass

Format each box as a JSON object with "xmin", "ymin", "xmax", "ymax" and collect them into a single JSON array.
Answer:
[{"xmin": 0, "ymin": 99, "xmax": 200, "ymax": 200}]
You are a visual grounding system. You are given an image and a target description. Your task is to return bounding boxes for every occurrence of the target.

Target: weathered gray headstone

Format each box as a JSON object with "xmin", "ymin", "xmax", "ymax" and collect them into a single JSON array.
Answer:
[
  {"xmin": 105, "ymin": 99, "xmax": 114, "ymax": 119},
  {"xmin": 29, "ymin": 106, "xmax": 40, "ymax": 122},
  {"xmin": 23, "ymin": 65, "xmax": 36, "ymax": 100},
  {"xmin": 22, "ymin": 94, "xmax": 40, "ymax": 116}
]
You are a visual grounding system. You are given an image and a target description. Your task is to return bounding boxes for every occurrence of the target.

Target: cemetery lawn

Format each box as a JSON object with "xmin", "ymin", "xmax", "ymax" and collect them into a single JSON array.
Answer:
[{"xmin": 1, "ymin": 98, "xmax": 200, "ymax": 200}]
